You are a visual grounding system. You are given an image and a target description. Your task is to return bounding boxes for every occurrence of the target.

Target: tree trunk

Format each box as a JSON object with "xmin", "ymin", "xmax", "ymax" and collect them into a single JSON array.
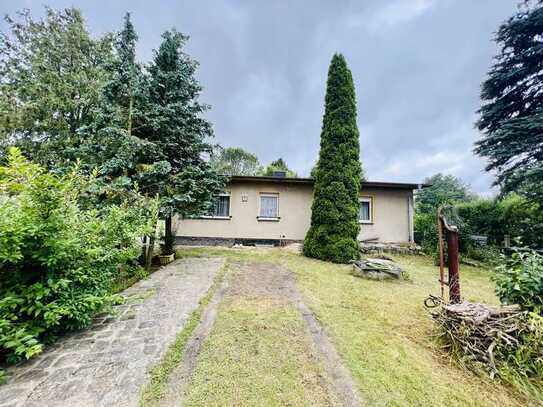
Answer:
[
  {"xmin": 164, "ymin": 215, "xmax": 174, "ymax": 255},
  {"xmin": 127, "ymin": 94, "xmax": 133, "ymax": 136},
  {"xmin": 141, "ymin": 235, "xmax": 147, "ymax": 265},
  {"xmin": 145, "ymin": 234, "xmax": 155, "ymax": 271}
]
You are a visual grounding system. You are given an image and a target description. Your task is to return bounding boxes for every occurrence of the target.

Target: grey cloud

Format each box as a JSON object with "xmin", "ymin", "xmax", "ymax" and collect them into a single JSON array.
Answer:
[{"xmin": 1, "ymin": 0, "xmax": 518, "ymax": 194}]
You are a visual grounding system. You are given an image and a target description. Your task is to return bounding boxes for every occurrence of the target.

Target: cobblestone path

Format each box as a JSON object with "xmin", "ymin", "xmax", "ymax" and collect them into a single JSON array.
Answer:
[{"xmin": 0, "ymin": 257, "xmax": 224, "ymax": 407}]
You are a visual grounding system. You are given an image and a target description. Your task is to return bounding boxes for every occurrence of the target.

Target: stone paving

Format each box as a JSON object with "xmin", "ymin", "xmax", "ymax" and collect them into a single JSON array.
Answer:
[{"xmin": 0, "ymin": 257, "xmax": 224, "ymax": 407}]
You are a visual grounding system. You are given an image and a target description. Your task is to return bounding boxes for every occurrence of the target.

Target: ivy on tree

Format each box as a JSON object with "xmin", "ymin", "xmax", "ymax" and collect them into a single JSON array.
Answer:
[
  {"xmin": 476, "ymin": 1, "xmax": 543, "ymax": 204},
  {"xmin": 303, "ymin": 54, "xmax": 361, "ymax": 263}
]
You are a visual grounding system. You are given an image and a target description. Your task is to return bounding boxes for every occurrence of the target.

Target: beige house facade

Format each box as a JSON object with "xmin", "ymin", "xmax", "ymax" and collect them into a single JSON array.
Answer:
[{"xmin": 175, "ymin": 175, "xmax": 422, "ymax": 246}]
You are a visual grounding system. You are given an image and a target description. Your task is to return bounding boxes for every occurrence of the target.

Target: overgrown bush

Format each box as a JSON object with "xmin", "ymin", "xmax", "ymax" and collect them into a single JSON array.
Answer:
[
  {"xmin": 414, "ymin": 212, "xmax": 438, "ymax": 254},
  {"xmin": 494, "ymin": 250, "xmax": 543, "ymax": 314},
  {"xmin": 415, "ymin": 192, "xmax": 543, "ymax": 261},
  {"xmin": 465, "ymin": 245, "xmax": 501, "ymax": 266},
  {"xmin": 0, "ymin": 149, "xmax": 156, "ymax": 364},
  {"xmin": 457, "ymin": 194, "xmax": 543, "ymax": 249}
]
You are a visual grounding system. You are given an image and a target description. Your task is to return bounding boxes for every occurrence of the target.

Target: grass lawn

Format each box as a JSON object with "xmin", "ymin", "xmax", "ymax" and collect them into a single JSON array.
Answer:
[
  {"xmin": 183, "ymin": 261, "xmax": 339, "ymax": 406},
  {"xmin": 172, "ymin": 247, "xmax": 536, "ymax": 406}
]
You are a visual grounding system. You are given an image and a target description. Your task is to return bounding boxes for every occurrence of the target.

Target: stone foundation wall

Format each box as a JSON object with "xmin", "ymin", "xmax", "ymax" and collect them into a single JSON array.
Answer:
[
  {"xmin": 359, "ymin": 242, "xmax": 422, "ymax": 255},
  {"xmin": 175, "ymin": 236, "xmax": 302, "ymax": 247}
]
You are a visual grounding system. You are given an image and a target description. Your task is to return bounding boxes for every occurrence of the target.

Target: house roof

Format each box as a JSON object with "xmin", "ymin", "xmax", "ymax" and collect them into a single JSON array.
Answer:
[{"xmin": 228, "ymin": 175, "xmax": 429, "ymax": 190}]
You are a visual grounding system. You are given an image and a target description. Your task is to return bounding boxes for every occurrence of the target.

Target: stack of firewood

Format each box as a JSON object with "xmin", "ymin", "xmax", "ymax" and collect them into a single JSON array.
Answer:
[{"xmin": 429, "ymin": 301, "xmax": 542, "ymax": 378}]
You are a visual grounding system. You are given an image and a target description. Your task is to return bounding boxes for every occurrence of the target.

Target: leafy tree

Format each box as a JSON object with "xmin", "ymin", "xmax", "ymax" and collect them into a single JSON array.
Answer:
[
  {"xmin": 414, "ymin": 173, "xmax": 476, "ymax": 253},
  {"xmin": 415, "ymin": 173, "xmax": 476, "ymax": 214},
  {"xmin": 261, "ymin": 158, "xmax": 297, "ymax": 177},
  {"xmin": 210, "ymin": 145, "xmax": 261, "ymax": 175},
  {"xmin": 0, "ymin": 7, "xmax": 112, "ymax": 167},
  {"xmin": 144, "ymin": 30, "xmax": 223, "ymax": 254},
  {"xmin": 475, "ymin": 1, "xmax": 543, "ymax": 204},
  {"xmin": 303, "ymin": 54, "xmax": 361, "ymax": 263}
]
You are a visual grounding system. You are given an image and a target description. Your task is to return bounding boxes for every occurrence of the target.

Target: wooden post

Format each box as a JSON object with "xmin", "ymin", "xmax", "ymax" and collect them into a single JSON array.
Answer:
[
  {"xmin": 438, "ymin": 205, "xmax": 461, "ymax": 304},
  {"xmin": 437, "ymin": 214, "xmax": 445, "ymax": 299},
  {"xmin": 447, "ymin": 228, "xmax": 461, "ymax": 304}
]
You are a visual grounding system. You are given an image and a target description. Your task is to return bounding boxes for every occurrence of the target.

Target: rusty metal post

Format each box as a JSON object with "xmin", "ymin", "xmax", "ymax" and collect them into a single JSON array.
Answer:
[{"xmin": 446, "ymin": 228, "xmax": 461, "ymax": 303}]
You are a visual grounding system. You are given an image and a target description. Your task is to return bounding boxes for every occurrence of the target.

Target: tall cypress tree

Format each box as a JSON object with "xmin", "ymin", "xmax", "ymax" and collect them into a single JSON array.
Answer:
[
  {"xmin": 144, "ymin": 30, "xmax": 223, "ymax": 254},
  {"xmin": 303, "ymin": 54, "xmax": 361, "ymax": 263}
]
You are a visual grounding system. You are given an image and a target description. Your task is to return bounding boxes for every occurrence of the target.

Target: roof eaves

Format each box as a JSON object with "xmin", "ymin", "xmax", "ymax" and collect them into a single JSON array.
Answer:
[{"xmin": 227, "ymin": 175, "xmax": 429, "ymax": 189}]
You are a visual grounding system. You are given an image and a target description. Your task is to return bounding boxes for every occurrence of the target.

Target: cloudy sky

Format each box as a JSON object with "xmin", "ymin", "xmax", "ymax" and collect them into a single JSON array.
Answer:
[{"xmin": 3, "ymin": 1, "xmax": 519, "ymax": 194}]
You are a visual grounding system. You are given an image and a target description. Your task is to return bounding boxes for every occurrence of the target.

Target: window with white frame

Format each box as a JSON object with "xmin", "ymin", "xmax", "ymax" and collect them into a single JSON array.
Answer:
[
  {"xmin": 207, "ymin": 194, "xmax": 230, "ymax": 217},
  {"xmin": 259, "ymin": 193, "xmax": 279, "ymax": 218},
  {"xmin": 358, "ymin": 197, "xmax": 373, "ymax": 223}
]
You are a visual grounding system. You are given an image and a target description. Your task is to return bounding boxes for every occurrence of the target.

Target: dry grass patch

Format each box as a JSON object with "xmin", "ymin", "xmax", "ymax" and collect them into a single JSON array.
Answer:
[{"xmin": 183, "ymin": 263, "xmax": 338, "ymax": 406}]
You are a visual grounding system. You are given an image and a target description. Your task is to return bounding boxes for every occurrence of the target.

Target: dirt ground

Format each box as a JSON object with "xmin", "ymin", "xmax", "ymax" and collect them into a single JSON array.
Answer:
[{"xmin": 163, "ymin": 261, "xmax": 362, "ymax": 406}]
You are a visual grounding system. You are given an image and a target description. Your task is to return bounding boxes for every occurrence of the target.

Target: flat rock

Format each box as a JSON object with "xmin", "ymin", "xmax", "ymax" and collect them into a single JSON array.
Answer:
[{"xmin": 351, "ymin": 258, "xmax": 403, "ymax": 280}]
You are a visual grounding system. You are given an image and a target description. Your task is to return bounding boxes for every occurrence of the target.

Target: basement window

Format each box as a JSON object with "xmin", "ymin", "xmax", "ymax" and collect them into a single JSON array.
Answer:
[{"xmin": 359, "ymin": 196, "xmax": 373, "ymax": 224}]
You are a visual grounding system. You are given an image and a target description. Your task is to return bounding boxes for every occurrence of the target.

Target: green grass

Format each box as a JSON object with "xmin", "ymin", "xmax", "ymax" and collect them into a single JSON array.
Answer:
[
  {"xmin": 175, "ymin": 246, "xmax": 536, "ymax": 406},
  {"xmin": 139, "ymin": 265, "xmax": 225, "ymax": 406},
  {"xmin": 184, "ymin": 295, "xmax": 337, "ymax": 406},
  {"xmin": 283, "ymin": 253, "xmax": 531, "ymax": 406},
  {"xmin": 111, "ymin": 265, "xmax": 153, "ymax": 294}
]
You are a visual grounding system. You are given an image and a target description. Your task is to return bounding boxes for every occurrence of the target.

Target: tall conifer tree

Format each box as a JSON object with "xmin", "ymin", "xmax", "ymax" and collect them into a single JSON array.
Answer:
[
  {"xmin": 79, "ymin": 13, "xmax": 166, "ymax": 189},
  {"xmin": 476, "ymin": 1, "xmax": 543, "ymax": 203},
  {"xmin": 144, "ymin": 30, "xmax": 222, "ymax": 254},
  {"xmin": 303, "ymin": 54, "xmax": 361, "ymax": 263}
]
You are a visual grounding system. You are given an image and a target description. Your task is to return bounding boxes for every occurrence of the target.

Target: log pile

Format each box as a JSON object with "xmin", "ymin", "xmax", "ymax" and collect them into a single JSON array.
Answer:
[{"xmin": 429, "ymin": 300, "xmax": 543, "ymax": 379}]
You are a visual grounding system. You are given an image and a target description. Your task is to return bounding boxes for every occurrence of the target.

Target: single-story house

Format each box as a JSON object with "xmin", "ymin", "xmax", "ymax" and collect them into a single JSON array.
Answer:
[{"xmin": 175, "ymin": 173, "xmax": 425, "ymax": 246}]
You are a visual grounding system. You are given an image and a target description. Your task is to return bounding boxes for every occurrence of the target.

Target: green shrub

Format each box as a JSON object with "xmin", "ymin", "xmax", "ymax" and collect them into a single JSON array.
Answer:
[
  {"xmin": 466, "ymin": 245, "xmax": 501, "ymax": 266},
  {"xmin": 494, "ymin": 250, "xmax": 543, "ymax": 313},
  {"xmin": 415, "ymin": 193, "xmax": 543, "ymax": 259},
  {"xmin": 0, "ymin": 148, "xmax": 156, "ymax": 364},
  {"xmin": 414, "ymin": 212, "xmax": 438, "ymax": 254},
  {"xmin": 111, "ymin": 264, "xmax": 149, "ymax": 294}
]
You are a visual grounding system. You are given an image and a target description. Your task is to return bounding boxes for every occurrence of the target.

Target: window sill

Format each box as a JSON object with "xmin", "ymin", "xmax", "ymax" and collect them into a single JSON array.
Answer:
[
  {"xmin": 257, "ymin": 216, "xmax": 280, "ymax": 222},
  {"xmin": 359, "ymin": 221, "xmax": 373, "ymax": 224},
  {"xmin": 199, "ymin": 216, "xmax": 232, "ymax": 220}
]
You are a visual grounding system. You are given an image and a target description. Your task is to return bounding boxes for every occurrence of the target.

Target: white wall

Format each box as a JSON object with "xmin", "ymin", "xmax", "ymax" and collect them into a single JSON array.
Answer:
[{"xmin": 176, "ymin": 181, "xmax": 413, "ymax": 243}]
